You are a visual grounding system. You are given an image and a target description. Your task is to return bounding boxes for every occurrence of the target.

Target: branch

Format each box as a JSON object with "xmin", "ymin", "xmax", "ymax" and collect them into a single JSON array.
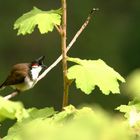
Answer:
[
  {"xmin": 61, "ymin": 0, "xmax": 69, "ymax": 108},
  {"xmin": 4, "ymin": 91, "xmax": 19, "ymax": 100},
  {"xmin": 37, "ymin": 8, "xmax": 98, "ymax": 82},
  {"xmin": 4, "ymin": 8, "xmax": 98, "ymax": 100}
]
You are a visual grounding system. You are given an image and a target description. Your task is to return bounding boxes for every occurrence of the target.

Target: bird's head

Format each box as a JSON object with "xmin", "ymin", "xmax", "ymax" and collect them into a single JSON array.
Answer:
[{"xmin": 31, "ymin": 56, "xmax": 47, "ymax": 69}]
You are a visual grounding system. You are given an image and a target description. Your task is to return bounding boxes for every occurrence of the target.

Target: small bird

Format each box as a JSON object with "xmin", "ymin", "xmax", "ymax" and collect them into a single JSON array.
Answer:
[{"xmin": 0, "ymin": 56, "xmax": 46, "ymax": 93}]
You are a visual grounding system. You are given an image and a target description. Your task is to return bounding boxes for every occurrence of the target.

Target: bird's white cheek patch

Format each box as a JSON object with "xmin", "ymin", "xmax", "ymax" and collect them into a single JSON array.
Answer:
[{"xmin": 31, "ymin": 66, "xmax": 42, "ymax": 80}]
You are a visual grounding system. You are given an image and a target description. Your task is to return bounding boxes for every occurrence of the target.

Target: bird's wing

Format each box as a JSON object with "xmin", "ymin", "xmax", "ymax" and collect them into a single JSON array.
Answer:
[{"xmin": 1, "ymin": 71, "xmax": 27, "ymax": 86}]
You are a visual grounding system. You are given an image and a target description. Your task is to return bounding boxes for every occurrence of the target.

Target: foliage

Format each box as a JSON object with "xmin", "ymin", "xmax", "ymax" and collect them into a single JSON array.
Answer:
[
  {"xmin": 124, "ymin": 69, "xmax": 140, "ymax": 98},
  {"xmin": 3, "ymin": 105, "xmax": 135, "ymax": 140},
  {"xmin": 0, "ymin": 96, "xmax": 28, "ymax": 122},
  {"xmin": 115, "ymin": 69, "xmax": 140, "ymax": 136},
  {"xmin": 3, "ymin": 106, "xmax": 55, "ymax": 140},
  {"xmin": 14, "ymin": 7, "xmax": 62, "ymax": 35},
  {"xmin": 67, "ymin": 57, "xmax": 125, "ymax": 95},
  {"xmin": 116, "ymin": 99, "xmax": 140, "ymax": 136}
]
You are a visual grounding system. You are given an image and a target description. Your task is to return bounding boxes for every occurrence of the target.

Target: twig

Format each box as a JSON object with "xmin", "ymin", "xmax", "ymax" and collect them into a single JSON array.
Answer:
[
  {"xmin": 4, "ymin": 91, "xmax": 19, "ymax": 100},
  {"xmin": 37, "ymin": 8, "xmax": 98, "ymax": 82},
  {"xmin": 4, "ymin": 8, "xmax": 98, "ymax": 100}
]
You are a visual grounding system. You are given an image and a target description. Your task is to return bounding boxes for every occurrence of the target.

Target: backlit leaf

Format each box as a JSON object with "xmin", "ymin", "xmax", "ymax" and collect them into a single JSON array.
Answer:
[
  {"xmin": 0, "ymin": 96, "xmax": 28, "ymax": 122},
  {"xmin": 116, "ymin": 99, "xmax": 140, "ymax": 127},
  {"xmin": 4, "ymin": 105, "xmax": 133, "ymax": 140},
  {"xmin": 67, "ymin": 57, "xmax": 125, "ymax": 95},
  {"xmin": 14, "ymin": 7, "xmax": 62, "ymax": 35}
]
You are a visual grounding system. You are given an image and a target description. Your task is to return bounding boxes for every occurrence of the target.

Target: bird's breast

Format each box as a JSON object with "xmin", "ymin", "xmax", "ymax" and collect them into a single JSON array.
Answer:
[
  {"xmin": 30, "ymin": 66, "xmax": 42, "ymax": 80},
  {"xmin": 11, "ymin": 76, "xmax": 36, "ymax": 91}
]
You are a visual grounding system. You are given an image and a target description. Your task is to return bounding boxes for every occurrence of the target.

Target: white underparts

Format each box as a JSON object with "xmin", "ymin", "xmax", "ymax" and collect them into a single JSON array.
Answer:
[
  {"xmin": 11, "ymin": 77, "xmax": 34, "ymax": 91},
  {"xmin": 31, "ymin": 66, "xmax": 42, "ymax": 80}
]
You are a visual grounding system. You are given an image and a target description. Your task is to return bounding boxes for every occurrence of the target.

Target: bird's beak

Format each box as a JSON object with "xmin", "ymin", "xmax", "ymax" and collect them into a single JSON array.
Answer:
[
  {"xmin": 36, "ymin": 56, "xmax": 45, "ymax": 62},
  {"xmin": 36, "ymin": 56, "xmax": 47, "ymax": 68}
]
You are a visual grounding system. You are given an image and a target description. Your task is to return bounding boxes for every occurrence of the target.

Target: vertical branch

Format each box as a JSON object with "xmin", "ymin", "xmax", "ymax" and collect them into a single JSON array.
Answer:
[{"xmin": 61, "ymin": 0, "xmax": 69, "ymax": 108}]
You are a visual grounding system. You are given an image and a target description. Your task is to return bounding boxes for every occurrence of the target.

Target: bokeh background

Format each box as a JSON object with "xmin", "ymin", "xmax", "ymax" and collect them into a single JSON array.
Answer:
[{"xmin": 0, "ymin": 0, "xmax": 140, "ymax": 136}]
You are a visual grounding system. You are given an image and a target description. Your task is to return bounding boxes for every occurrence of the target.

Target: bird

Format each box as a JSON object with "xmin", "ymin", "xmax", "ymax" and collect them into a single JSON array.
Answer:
[{"xmin": 0, "ymin": 56, "xmax": 47, "ymax": 94}]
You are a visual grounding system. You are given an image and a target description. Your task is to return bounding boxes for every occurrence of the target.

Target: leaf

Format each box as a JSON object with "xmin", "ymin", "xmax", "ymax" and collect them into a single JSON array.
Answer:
[
  {"xmin": 0, "ymin": 96, "xmax": 28, "ymax": 122},
  {"xmin": 3, "ymin": 106, "xmax": 74, "ymax": 140},
  {"xmin": 27, "ymin": 107, "xmax": 56, "ymax": 119},
  {"xmin": 116, "ymin": 105, "xmax": 132, "ymax": 119},
  {"xmin": 116, "ymin": 99, "xmax": 140, "ymax": 126},
  {"xmin": 14, "ymin": 7, "xmax": 62, "ymax": 35},
  {"xmin": 124, "ymin": 69, "xmax": 140, "ymax": 98},
  {"xmin": 52, "ymin": 105, "xmax": 76, "ymax": 123},
  {"xmin": 4, "ymin": 105, "xmax": 133, "ymax": 140},
  {"xmin": 4, "ymin": 107, "xmax": 56, "ymax": 140},
  {"xmin": 67, "ymin": 57, "xmax": 125, "ymax": 95}
]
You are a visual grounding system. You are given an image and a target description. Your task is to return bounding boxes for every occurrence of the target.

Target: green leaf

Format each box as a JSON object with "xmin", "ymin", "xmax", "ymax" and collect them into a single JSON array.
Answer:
[
  {"xmin": 116, "ymin": 99, "xmax": 140, "ymax": 127},
  {"xmin": 4, "ymin": 107, "xmax": 56, "ymax": 140},
  {"xmin": 14, "ymin": 7, "xmax": 62, "ymax": 35},
  {"xmin": 67, "ymin": 57, "xmax": 125, "ymax": 95},
  {"xmin": 124, "ymin": 69, "xmax": 140, "ymax": 99},
  {"xmin": 0, "ymin": 96, "xmax": 28, "ymax": 122},
  {"xmin": 3, "ymin": 106, "xmax": 73, "ymax": 140},
  {"xmin": 27, "ymin": 107, "xmax": 56, "ymax": 119},
  {"xmin": 52, "ymin": 105, "xmax": 76, "ymax": 123},
  {"xmin": 116, "ymin": 105, "xmax": 132, "ymax": 119},
  {"xmin": 4, "ymin": 105, "xmax": 133, "ymax": 140}
]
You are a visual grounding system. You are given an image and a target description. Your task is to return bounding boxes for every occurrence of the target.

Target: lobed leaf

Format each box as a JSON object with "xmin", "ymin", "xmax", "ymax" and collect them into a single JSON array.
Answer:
[
  {"xmin": 3, "ymin": 105, "xmax": 75, "ymax": 140},
  {"xmin": 4, "ymin": 105, "xmax": 133, "ymax": 140},
  {"xmin": 14, "ymin": 7, "xmax": 62, "ymax": 35},
  {"xmin": 116, "ymin": 99, "xmax": 140, "ymax": 127},
  {"xmin": 67, "ymin": 57, "xmax": 125, "ymax": 95},
  {"xmin": 0, "ymin": 96, "xmax": 28, "ymax": 122}
]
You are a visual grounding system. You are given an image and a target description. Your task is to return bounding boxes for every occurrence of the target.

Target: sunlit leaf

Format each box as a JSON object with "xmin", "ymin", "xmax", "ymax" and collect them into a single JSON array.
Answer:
[
  {"xmin": 124, "ymin": 69, "xmax": 140, "ymax": 98},
  {"xmin": 4, "ymin": 107, "xmax": 56, "ymax": 140},
  {"xmin": 67, "ymin": 57, "xmax": 125, "ymax": 95},
  {"xmin": 3, "ymin": 106, "xmax": 74, "ymax": 140},
  {"xmin": 14, "ymin": 7, "xmax": 62, "ymax": 35},
  {"xmin": 0, "ymin": 96, "xmax": 28, "ymax": 122},
  {"xmin": 116, "ymin": 99, "xmax": 140, "ymax": 127},
  {"xmin": 4, "ymin": 105, "xmax": 134, "ymax": 140},
  {"xmin": 27, "ymin": 107, "xmax": 56, "ymax": 119}
]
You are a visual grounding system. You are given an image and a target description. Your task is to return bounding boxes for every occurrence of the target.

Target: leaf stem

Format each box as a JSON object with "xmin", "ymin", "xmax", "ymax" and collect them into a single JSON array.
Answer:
[{"xmin": 54, "ymin": 25, "xmax": 62, "ymax": 35}]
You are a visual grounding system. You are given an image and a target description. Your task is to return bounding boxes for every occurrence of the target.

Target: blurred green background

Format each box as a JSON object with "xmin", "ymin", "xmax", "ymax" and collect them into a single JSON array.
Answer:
[{"xmin": 0, "ymin": 0, "xmax": 140, "ymax": 136}]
